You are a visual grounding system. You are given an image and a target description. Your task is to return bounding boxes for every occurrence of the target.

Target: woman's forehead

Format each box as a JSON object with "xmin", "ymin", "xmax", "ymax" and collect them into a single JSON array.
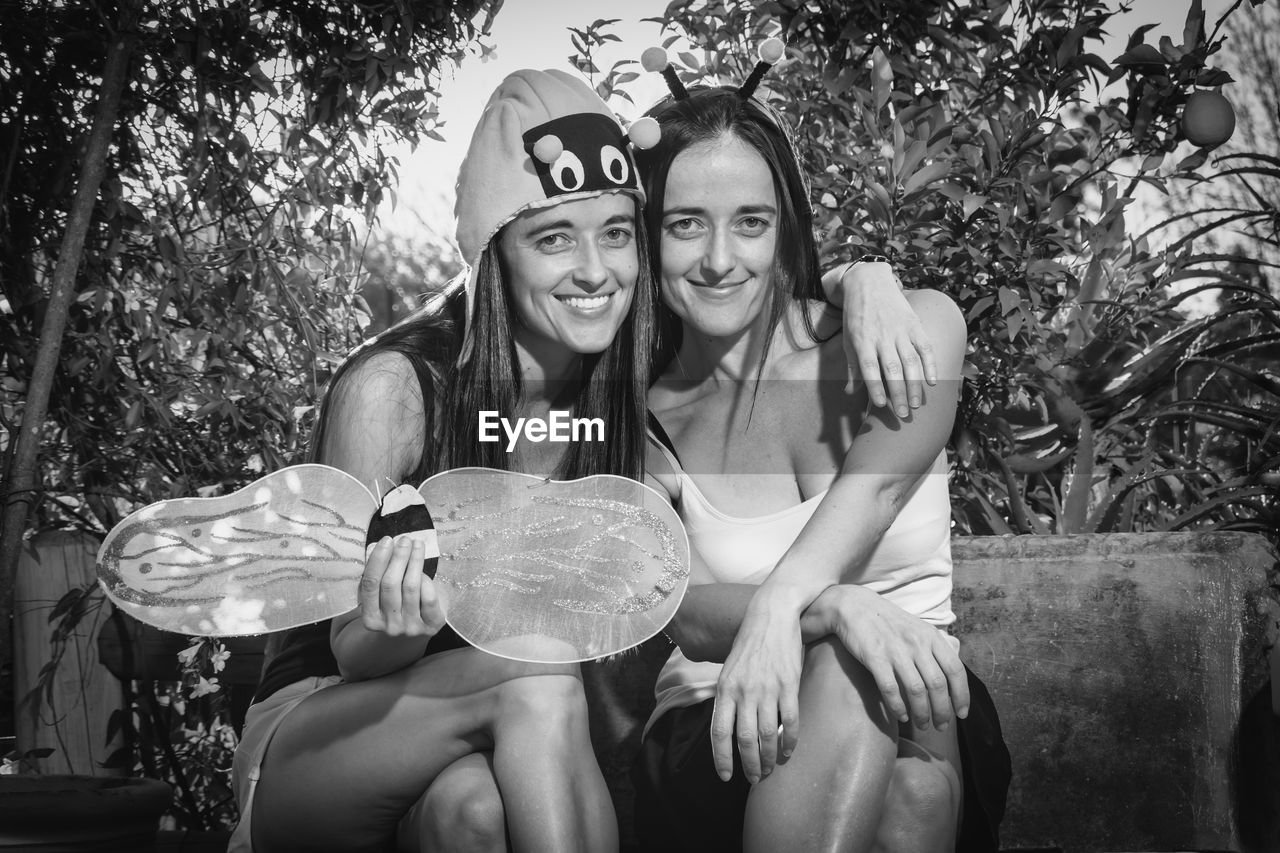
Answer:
[
  {"xmin": 665, "ymin": 135, "xmax": 774, "ymax": 208},
  {"xmin": 511, "ymin": 191, "xmax": 636, "ymax": 230}
]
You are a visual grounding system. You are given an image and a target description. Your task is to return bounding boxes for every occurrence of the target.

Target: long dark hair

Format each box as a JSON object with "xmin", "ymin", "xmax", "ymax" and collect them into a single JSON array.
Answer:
[
  {"xmin": 636, "ymin": 87, "xmax": 827, "ymax": 375},
  {"xmin": 310, "ymin": 198, "xmax": 655, "ymax": 483}
]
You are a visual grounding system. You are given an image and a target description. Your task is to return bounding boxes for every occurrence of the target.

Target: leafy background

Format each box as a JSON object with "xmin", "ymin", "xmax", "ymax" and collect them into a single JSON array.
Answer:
[{"xmin": 2, "ymin": 0, "xmax": 1277, "ymax": 831}]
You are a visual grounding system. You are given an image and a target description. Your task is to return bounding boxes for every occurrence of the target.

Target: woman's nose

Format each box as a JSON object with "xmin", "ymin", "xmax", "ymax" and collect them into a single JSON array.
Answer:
[
  {"xmin": 573, "ymin": 243, "xmax": 608, "ymax": 290},
  {"xmin": 700, "ymin": 231, "xmax": 733, "ymax": 282}
]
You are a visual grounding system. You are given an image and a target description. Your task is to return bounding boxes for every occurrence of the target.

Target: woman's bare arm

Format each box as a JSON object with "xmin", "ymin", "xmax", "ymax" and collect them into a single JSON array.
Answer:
[
  {"xmin": 322, "ymin": 351, "xmax": 442, "ymax": 682},
  {"xmin": 709, "ymin": 289, "xmax": 967, "ymax": 782}
]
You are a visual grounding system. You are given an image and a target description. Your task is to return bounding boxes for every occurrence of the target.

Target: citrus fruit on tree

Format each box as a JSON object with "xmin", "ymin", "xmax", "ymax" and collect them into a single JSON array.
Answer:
[{"xmin": 1181, "ymin": 90, "xmax": 1235, "ymax": 148}]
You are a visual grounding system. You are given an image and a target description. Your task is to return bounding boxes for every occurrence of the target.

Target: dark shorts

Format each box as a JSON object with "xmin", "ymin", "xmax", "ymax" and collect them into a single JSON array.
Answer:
[{"xmin": 632, "ymin": 665, "xmax": 1011, "ymax": 853}]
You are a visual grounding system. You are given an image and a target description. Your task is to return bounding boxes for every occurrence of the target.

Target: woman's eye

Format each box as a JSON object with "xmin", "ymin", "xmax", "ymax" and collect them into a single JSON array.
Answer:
[
  {"xmin": 666, "ymin": 218, "xmax": 702, "ymax": 236},
  {"xmin": 739, "ymin": 216, "xmax": 771, "ymax": 234},
  {"xmin": 537, "ymin": 233, "xmax": 570, "ymax": 250},
  {"xmin": 602, "ymin": 228, "xmax": 633, "ymax": 246}
]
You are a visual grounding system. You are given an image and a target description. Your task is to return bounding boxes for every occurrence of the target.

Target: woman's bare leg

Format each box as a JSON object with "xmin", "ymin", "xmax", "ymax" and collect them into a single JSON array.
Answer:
[
  {"xmin": 399, "ymin": 752, "xmax": 507, "ymax": 853},
  {"xmin": 250, "ymin": 648, "xmax": 613, "ymax": 853},
  {"xmin": 743, "ymin": 637, "xmax": 899, "ymax": 853},
  {"xmin": 492, "ymin": 672, "xmax": 618, "ymax": 852},
  {"xmin": 871, "ymin": 726, "xmax": 962, "ymax": 853}
]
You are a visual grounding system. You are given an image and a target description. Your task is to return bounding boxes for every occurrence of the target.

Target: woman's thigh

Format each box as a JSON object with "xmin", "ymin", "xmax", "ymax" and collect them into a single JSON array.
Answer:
[{"xmin": 251, "ymin": 648, "xmax": 578, "ymax": 852}]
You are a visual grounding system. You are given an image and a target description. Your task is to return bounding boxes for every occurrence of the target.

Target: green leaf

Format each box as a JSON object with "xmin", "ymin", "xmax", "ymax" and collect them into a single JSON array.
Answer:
[{"xmin": 901, "ymin": 160, "xmax": 949, "ymax": 196}]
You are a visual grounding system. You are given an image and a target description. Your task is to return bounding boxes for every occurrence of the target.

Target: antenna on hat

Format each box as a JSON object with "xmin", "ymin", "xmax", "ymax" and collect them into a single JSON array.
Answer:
[
  {"xmin": 739, "ymin": 37, "xmax": 785, "ymax": 101},
  {"xmin": 626, "ymin": 116, "xmax": 661, "ymax": 150},
  {"xmin": 641, "ymin": 47, "xmax": 688, "ymax": 101}
]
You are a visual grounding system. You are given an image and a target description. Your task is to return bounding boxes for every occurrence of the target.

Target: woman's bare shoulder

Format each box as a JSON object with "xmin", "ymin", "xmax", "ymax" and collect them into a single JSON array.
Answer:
[
  {"xmin": 331, "ymin": 350, "xmax": 426, "ymax": 419},
  {"xmin": 321, "ymin": 349, "xmax": 429, "ymax": 485}
]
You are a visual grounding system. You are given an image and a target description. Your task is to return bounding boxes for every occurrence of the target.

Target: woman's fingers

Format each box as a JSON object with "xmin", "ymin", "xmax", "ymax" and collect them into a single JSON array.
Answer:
[
  {"xmin": 895, "ymin": 332, "xmax": 932, "ymax": 411},
  {"xmin": 894, "ymin": 655, "xmax": 933, "ymax": 729},
  {"xmin": 754, "ymin": 702, "xmax": 780, "ymax": 782},
  {"xmin": 359, "ymin": 536, "xmax": 393, "ymax": 632},
  {"xmin": 419, "ymin": 570, "xmax": 446, "ymax": 636},
  {"xmin": 378, "ymin": 537, "xmax": 412, "ymax": 634},
  {"xmin": 399, "ymin": 539, "xmax": 427, "ymax": 636},
  {"xmin": 910, "ymin": 323, "xmax": 939, "ymax": 386},
  {"xmin": 710, "ymin": 695, "xmax": 738, "ymax": 782},
  {"xmin": 778, "ymin": 691, "xmax": 800, "ymax": 764},
  {"xmin": 359, "ymin": 536, "xmax": 440, "ymax": 636},
  {"xmin": 938, "ymin": 642, "xmax": 971, "ymax": 720},
  {"xmin": 864, "ymin": 653, "xmax": 909, "ymax": 724},
  {"xmin": 734, "ymin": 703, "xmax": 762, "ymax": 784},
  {"xmin": 915, "ymin": 654, "xmax": 954, "ymax": 731},
  {"xmin": 855, "ymin": 347, "xmax": 888, "ymax": 407}
]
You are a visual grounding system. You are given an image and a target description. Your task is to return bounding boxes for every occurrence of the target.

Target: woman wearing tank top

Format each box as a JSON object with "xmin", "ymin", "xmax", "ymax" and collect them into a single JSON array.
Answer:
[{"xmin": 631, "ymin": 86, "xmax": 1010, "ymax": 853}]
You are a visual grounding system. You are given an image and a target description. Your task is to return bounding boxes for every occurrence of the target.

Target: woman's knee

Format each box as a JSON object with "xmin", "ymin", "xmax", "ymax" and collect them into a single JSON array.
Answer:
[
  {"xmin": 495, "ymin": 670, "xmax": 587, "ymax": 730},
  {"xmin": 410, "ymin": 760, "xmax": 508, "ymax": 853},
  {"xmin": 873, "ymin": 757, "xmax": 961, "ymax": 853}
]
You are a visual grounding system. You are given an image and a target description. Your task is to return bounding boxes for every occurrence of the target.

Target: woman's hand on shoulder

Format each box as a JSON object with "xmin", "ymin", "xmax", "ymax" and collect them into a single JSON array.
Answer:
[
  {"xmin": 831, "ymin": 263, "xmax": 937, "ymax": 417},
  {"xmin": 805, "ymin": 584, "xmax": 969, "ymax": 731}
]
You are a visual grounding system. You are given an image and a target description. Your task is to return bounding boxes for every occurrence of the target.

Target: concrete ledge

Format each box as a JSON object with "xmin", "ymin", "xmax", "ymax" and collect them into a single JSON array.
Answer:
[{"xmin": 952, "ymin": 532, "xmax": 1278, "ymax": 853}]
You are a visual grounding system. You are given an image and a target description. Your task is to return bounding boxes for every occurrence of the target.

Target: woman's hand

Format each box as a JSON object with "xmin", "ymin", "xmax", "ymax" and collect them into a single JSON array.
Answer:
[
  {"xmin": 710, "ymin": 589, "xmax": 805, "ymax": 785},
  {"xmin": 358, "ymin": 535, "xmax": 446, "ymax": 637},
  {"xmin": 802, "ymin": 584, "xmax": 969, "ymax": 730},
  {"xmin": 832, "ymin": 262, "xmax": 936, "ymax": 418}
]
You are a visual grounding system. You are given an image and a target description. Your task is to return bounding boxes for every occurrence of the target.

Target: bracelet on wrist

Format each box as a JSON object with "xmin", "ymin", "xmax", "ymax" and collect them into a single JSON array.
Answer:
[
  {"xmin": 853, "ymin": 253, "xmax": 892, "ymax": 266},
  {"xmin": 842, "ymin": 254, "xmax": 904, "ymax": 292}
]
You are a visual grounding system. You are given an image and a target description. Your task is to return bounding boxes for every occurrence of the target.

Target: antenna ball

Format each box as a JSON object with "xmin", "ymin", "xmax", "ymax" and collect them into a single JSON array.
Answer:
[
  {"xmin": 628, "ymin": 117, "xmax": 661, "ymax": 150},
  {"xmin": 640, "ymin": 46, "xmax": 670, "ymax": 73},
  {"xmin": 758, "ymin": 37, "xmax": 785, "ymax": 64},
  {"xmin": 532, "ymin": 134, "xmax": 564, "ymax": 164}
]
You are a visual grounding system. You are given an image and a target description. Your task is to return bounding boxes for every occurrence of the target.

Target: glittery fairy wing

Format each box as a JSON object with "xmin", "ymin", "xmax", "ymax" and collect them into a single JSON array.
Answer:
[
  {"xmin": 421, "ymin": 468, "xmax": 690, "ymax": 663},
  {"xmin": 97, "ymin": 464, "xmax": 375, "ymax": 636}
]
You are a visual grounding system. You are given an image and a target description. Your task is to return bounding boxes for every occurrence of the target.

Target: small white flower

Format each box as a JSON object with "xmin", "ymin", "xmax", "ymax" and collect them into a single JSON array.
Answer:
[
  {"xmin": 176, "ymin": 643, "xmax": 200, "ymax": 666},
  {"xmin": 209, "ymin": 645, "xmax": 231, "ymax": 674},
  {"xmin": 1, "ymin": 757, "xmax": 17, "ymax": 775},
  {"xmin": 190, "ymin": 676, "xmax": 221, "ymax": 698},
  {"xmin": 820, "ymin": 192, "xmax": 838, "ymax": 209}
]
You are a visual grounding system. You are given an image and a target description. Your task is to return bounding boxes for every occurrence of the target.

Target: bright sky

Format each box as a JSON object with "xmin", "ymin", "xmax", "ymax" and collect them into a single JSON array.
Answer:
[
  {"xmin": 376, "ymin": 0, "xmax": 1233, "ymax": 244},
  {"xmin": 375, "ymin": 0, "xmax": 669, "ymax": 241}
]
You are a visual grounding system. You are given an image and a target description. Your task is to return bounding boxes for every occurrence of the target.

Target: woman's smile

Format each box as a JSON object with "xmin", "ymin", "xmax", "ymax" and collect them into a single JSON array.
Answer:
[{"xmin": 498, "ymin": 191, "xmax": 639, "ymax": 360}]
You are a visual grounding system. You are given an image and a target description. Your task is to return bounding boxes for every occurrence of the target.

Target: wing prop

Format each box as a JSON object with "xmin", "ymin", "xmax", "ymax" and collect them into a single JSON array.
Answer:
[{"xmin": 96, "ymin": 465, "xmax": 689, "ymax": 663}]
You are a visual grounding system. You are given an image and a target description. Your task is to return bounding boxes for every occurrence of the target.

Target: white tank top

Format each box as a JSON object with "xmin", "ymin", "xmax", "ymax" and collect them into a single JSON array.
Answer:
[{"xmin": 647, "ymin": 438, "xmax": 958, "ymax": 731}]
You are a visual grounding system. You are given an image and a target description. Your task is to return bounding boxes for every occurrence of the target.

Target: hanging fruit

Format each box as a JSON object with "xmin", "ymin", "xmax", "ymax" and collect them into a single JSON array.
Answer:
[{"xmin": 1181, "ymin": 90, "xmax": 1235, "ymax": 148}]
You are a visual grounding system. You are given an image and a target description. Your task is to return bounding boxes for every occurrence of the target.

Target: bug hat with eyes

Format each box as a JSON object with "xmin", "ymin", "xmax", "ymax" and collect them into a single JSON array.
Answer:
[{"xmin": 454, "ymin": 69, "xmax": 659, "ymax": 309}]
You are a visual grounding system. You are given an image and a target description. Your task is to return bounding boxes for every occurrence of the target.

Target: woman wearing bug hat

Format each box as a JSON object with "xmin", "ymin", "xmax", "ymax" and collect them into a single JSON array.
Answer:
[{"xmin": 228, "ymin": 68, "xmax": 657, "ymax": 853}]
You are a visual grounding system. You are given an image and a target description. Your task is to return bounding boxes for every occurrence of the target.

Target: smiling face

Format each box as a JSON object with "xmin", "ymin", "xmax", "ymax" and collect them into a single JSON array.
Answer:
[
  {"xmin": 496, "ymin": 191, "xmax": 639, "ymax": 361},
  {"xmin": 659, "ymin": 134, "xmax": 779, "ymax": 340}
]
